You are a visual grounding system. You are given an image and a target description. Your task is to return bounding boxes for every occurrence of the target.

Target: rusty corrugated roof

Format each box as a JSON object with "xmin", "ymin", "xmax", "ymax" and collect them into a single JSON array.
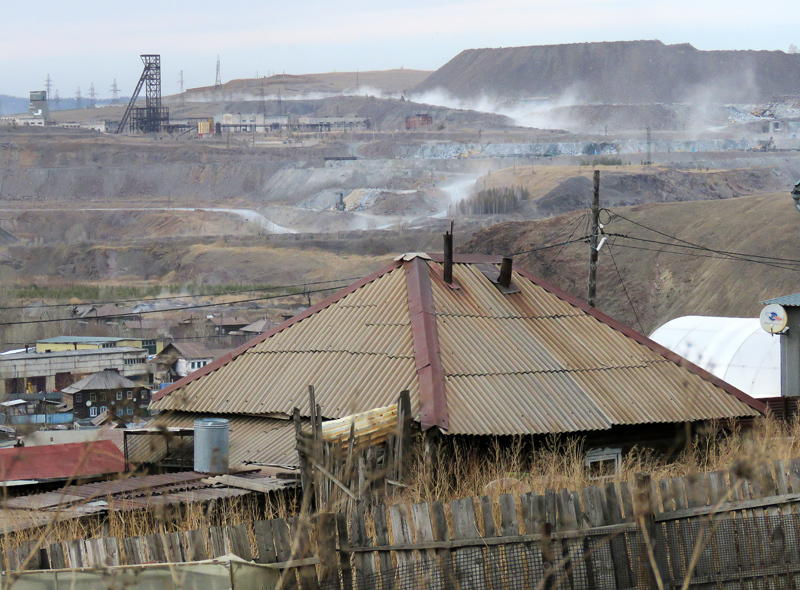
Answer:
[
  {"xmin": 151, "ymin": 254, "xmax": 764, "ymax": 439},
  {"xmin": 0, "ymin": 440, "xmax": 125, "ymax": 483}
]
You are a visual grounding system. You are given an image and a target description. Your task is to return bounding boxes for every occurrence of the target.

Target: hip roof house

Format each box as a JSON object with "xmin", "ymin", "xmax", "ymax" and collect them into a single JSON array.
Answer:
[{"xmin": 148, "ymin": 253, "xmax": 764, "ymax": 469}]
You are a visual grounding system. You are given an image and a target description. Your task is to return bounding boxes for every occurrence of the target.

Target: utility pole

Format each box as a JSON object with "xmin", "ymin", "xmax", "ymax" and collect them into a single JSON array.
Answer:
[
  {"xmin": 88, "ymin": 83, "xmax": 96, "ymax": 108},
  {"xmin": 588, "ymin": 170, "xmax": 600, "ymax": 308},
  {"xmin": 178, "ymin": 70, "xmax": 185, "ymax": 107}
]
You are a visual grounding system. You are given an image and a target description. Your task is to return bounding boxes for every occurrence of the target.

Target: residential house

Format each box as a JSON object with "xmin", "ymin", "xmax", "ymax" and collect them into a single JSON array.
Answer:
[
  {"xmin": 206, "ymin": 316, "xmax": 251, "ymax": 335},
  {"xmin": 61, "ymin": 369, "xmax": 151, "ymax": 420},
  {"xmin": 146, "ymin": 253, "xmax": 764, "ymax": 472},
  {"xmin": 151, "ymin": 342, "xmax": 229, "ymax": 382}
]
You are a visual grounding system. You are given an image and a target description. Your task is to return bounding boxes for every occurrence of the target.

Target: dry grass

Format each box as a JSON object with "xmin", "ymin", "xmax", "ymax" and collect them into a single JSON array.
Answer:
[{"xmin": 395, "ymin": 415, "xmax": 800, "ymax": 505}]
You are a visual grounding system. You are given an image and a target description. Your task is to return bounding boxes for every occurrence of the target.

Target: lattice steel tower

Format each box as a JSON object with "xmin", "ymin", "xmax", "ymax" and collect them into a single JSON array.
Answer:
[{"xmin": 117, "ymin": 54, "xmax": 169, "ymax": 134}]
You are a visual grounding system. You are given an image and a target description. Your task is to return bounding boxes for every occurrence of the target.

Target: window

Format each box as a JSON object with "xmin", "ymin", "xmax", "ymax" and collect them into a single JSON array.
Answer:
[
  {"xmin": 126, "ymin": 407, "xmax": 133, "ymax": 415},
  {"xmin": 127, "ymin": 390, "xmax": 133, "ymax": 399},
  {"xmin": 99, "ymin": 406, "xmax": 107, "ymax": 414},
  {"xmin": 99, "ymin": 393, "xmax": 106, "ymax": 402},
  {"xmin": 75, "ymin": 394, "xmax": 82, "ymax": 403},
  {"xmin": 90, "ymin": 393, "xmax": 96, "ymax": 402},
  {"xmin": 141, "ymin": 390, "xmax": 148, "ymax": 400},
  {"xmin": 116, "ymin": 391, "xmax": 123, "ymax": 400},
  {"xmin": 101, "ymin": 342, "xmax": 116, "ymax": 348},
  {"xmin": 89, "ymin": 407, "xmax": 98, "ymax": 417}
]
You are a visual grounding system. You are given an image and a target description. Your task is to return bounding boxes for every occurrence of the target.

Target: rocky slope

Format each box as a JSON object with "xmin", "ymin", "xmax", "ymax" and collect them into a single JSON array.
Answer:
[{"xmin": 414, "ymin": 40, "xmax": 800, "ymax": 103}]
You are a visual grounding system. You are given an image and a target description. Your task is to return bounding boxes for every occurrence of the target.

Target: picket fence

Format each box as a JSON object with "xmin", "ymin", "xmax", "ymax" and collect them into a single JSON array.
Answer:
[{"xmin": 7, "ymin": 457, "xmax": 800, "ymax": 589}]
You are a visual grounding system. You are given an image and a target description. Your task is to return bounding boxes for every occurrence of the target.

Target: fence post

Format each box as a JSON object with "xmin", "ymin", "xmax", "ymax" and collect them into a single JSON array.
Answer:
[{"xmin": 633, "ymin": 472, "xmax": 658, "ymax": 590}]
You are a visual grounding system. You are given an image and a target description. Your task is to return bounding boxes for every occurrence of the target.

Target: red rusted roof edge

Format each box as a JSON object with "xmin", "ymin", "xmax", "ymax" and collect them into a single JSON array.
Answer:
[
  {"xmin": 405, "ymin": 257, "xmax": 449, "ymax": 431},
  {"xmin": 153, "ymin": 258, "xmax": 405, "ymax": 403},
  {"xmin": 511, "ymin": 266, "xmax": 768, "ymax": 416}
]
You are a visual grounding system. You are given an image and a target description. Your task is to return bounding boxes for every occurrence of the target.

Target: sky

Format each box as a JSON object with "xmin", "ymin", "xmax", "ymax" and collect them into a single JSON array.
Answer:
[{"xmin": 2, "ymin": 0, "xmax": 800, "ymax": 98}]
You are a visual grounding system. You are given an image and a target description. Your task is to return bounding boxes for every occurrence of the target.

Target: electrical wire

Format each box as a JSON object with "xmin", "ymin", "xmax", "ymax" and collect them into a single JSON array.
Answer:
[
  {"xmin": 0, "ymin": 284, "xmax": 346, "ymax": 327},
  {"xmin": 607, "ymin": 243, "xmax": 644, "ymax": 333},
  {"xmin": 543, "ymin": 213, "xmax": 588, "ymax": 273},
  {"xmin": 506, "ymin": 235, "xmax": 591, "ymax": 258},
  {"xmin": 0, "ymin": 277, "xmax": 362, "ymax": 312},
  {"xmin": 605, "ymin": 208, "xmax": 800, "ymax": 268}
]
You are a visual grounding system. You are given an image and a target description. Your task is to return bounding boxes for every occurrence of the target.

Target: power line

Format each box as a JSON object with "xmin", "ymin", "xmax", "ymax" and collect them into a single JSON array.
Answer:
[
  {"xmin": 605, "ymin": 208, "xmax": 800, "ymax": 267},
  {"xmin": 607, "ymin": 243, "xmax": 644, "ymax": 333},
  {"xmin": 606, "ymin": 233, "xmax": 800, "ymax": 271},
  {"xmin": 507, "ymin": 236, "xmax": 591, "ymax": 258},
  {"xmin": 543, "ymin": 213, "xmax": 588, "ymax": 273},
  {"xmin": 0, "ymin": 277, "xmax": 361, "ymax": 312},
  {"xmin": 0, "ymin": 285, "xmax": 345, "ymax": 327}
]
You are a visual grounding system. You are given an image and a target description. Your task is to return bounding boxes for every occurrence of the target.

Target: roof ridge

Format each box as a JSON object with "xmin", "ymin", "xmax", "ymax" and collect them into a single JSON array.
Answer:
[
  {"xmin": 446, "ymin": 361, "xmax": 667, "ymax": 378},
  {"xmin": 405, "ymin": 257, "xmax": 449, "ymax": 430}
]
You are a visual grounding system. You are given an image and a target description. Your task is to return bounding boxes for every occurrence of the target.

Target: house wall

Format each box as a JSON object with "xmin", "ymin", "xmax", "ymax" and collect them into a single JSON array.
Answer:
[
  {"xmin": 0, "ymin": 349, "xmax": 149, "ymax": 395},
  {"xmin": 72, "ymin": 386, "xmax": 151, "ymax": 420}
]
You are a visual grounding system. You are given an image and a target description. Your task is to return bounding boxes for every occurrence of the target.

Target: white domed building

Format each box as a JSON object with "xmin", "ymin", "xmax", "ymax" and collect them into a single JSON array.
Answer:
[{"xmin": 650, "ymin": 316, "xmax": 780, "ymax": 399}]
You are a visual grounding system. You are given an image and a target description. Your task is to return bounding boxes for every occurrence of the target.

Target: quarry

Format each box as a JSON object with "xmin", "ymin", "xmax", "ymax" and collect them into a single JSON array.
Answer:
[{"xmin": 2, "ymin": 39, "xmax": 800, "ymax": 356}]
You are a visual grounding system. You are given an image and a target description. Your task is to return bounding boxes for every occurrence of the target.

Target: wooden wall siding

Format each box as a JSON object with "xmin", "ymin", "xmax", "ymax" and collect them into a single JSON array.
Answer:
[{"xmin": 6, "ymin": 458, "xmax": 800, "ymax": 590}]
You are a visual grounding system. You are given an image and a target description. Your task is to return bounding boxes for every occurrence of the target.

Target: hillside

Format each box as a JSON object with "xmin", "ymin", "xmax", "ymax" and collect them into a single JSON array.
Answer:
[
  {"xmin": 462, "ymin": 192, "xmax": 800, "ymax": 334},
  {"xmin": 414, "ymin": 40, "xmax": 800, "ymax": 103}
]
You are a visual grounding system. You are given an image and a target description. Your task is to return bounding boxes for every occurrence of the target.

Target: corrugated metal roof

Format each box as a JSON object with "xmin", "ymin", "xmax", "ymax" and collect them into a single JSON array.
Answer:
[
  {"xmin": 0, "ymin": 440, "xmax": 125, "ymax": 483},
  {"xmin": 761, "ymin": 293, "xmax": 800, "ymax": 306},
  {"xmin": 153, "ymin": 265, "xmax": 419, "ymax": 419},
  {"xmin": 129, "ymin": 413, "xmax": 301, "ymax": 469},
  {"xmin": 152, "ymin": 254, "xmax": 763, "ymax": 441},
  {"xmin": 61, "ymin": 369, "xmax": 144, "ymax": 394}
]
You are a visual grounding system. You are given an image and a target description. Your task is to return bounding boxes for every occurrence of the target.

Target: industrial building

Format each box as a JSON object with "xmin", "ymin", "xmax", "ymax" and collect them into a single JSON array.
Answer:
[
  {"xmin": 36, "ymin": 335, "xmax": 164, "ymax": 355},
  {"xmin": 0, "ymin": 347, "xmax": 149, "ymax": 396}
]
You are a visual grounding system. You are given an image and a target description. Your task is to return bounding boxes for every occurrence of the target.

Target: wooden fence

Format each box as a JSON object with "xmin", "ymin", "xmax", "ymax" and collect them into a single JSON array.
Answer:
[{"xmin": 8, "ymin": 457, "xmax": 800, "ymax": 589}]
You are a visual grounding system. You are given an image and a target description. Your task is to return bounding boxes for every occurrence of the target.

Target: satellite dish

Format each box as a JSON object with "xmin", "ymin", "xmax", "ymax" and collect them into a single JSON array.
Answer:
[
  {"xmin": 792, "ymin": 180, "xmax": 800, "ymax": 214},
  {"xmin": 86, "ymin": 401, "xmax": 92, "ymax": 407},
  {"xmin": 760, "ymin": 304, "xmax": 788, "ymax": 334}
]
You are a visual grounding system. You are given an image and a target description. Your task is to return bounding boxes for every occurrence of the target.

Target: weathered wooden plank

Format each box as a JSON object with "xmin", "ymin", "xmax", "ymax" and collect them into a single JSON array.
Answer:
[
  {"xmin": 373, "ymin": 504, "xmax": 394, "ymax": 589},
  {"xmin": 389, "ymin": 503, "xmax": 417, "ymax": 590},
  {"xmin": 753, "ymin": 465, "xmax": 781, "ymax": 590},
  {"xmin": 728, "ymin": 471, "xmax": 757, "ymax": 590},
  {"xmin": 411, "ymin": 501, "xmax": 444, "ymax": 590},
  {"xmin": 208, "ymin": 525, "xmax": 228, "ymax": 559},
  {"xmin": 228, "ymin": 524, "xmax": 253, "ymax": 561},
  {"xmin": 47, "ymin": 542, "xmax": 67, "ymax": 570},
  {"xmin": 619, "ymin": 482, "xmax": 635, "ymax": 523},
  {"xmin": 185, "ymin": 528, "xmax": 208, "ymax": 562},
  {"xmin": 273, "ymin": 518, "xmax": 300, "ymax": 590},
  {"xmin": 66, "ymin": 539, "xmax": 85, "ymax": 569},
  {"xmin": 559, "ymin": 488, "xmax": 587, "ymax": 590},
  {"xmin": 103, "ymin": 537, "xmax": 120, "ymax": 567},
  {"xmin": 336, "ymin": 512, "xmax": 353, "ymax": 590},
  {"xmin": 350, "ymin": 503, "xmax": 376, "ymax": 590},
  {"xmin": 499, "ymin": 493, "xmax": 527, "ymax": 590},
  {"xmin": 658, "ymin": 478, "xmax": 684, "ymax": 582},
  {"xmin": 290, "ymin": 516, "xmax": 319, "ymax": 590},
  {"xmin": 11, "ymin": 541, "xmax": 40, "ymax": 571},
  {"xmin": 84, "ymin": 538, "xmax": 107, "ymax": 568},
  {"xmin": 684, "ymin": 472, "xmax": 715, "ymax": 583},
  {"xmin": 121, "ymin": 536, "xmax": 145, "ymax": 565},
  {"xmin": 604, "ymin": 482, "xmax": 633, "ymax": 590},
  {"xmin": 160, "ymin": 531, "xmax": 182, "ymax": 563},
  {"xmin": 521, "ymin": 493, "xmax": 546, "ymax": 589},
  {"xmin": 144, "ymin": 533, "xmax": 167, "ymax": 564},
  {"xmin": 481, "ymin": 495, "xmax": 503, "ymax": 590},
  {"xmin": 451, "ymin": 497, "xmax": 486, "ymax": 590},
  {"xmin": 318, "ymin": 513, "xmax": 339, "ymax": 586},
  {"xmin": 255, "ymin": 520, "xmax": 278, "ymax": 564},
  {"xmin": 580, "ymin": 486, "xmax": 616, "ymax": 590},
  {"xmin": 706, "ymin": 471, "xmax": 740, "ymax": 590},
  {"xmin": 431, "ymin": 501, "xmax": 457, "ymax": 590}
]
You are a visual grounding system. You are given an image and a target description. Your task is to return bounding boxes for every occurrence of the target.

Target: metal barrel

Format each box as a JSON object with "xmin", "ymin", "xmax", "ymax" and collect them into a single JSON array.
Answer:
[{"xmin": 193, "ymin": 418, "xmax": 229, "ymax": 474}]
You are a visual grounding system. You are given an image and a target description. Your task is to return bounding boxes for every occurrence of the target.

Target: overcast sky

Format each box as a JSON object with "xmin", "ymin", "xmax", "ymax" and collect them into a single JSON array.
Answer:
[{"xmin": 2, "ymin": 0, "xmax": 800, "ymax": 98}]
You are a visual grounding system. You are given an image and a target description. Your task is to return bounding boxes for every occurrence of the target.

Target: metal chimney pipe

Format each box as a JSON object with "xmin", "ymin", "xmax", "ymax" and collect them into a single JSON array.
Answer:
[
  {"xmin": 499, "ymin": 257, "xmax": 513, "ymax": 288},
  {"xmin": 443, "ymin": 227, "xmax": 454, "ymax": 284}
]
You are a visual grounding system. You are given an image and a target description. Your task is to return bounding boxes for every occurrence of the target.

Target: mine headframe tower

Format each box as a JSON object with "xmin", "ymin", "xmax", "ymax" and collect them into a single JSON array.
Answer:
[{"xmin": 116, "ymin": 54, "xmax": 169, "ymax": 134}]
